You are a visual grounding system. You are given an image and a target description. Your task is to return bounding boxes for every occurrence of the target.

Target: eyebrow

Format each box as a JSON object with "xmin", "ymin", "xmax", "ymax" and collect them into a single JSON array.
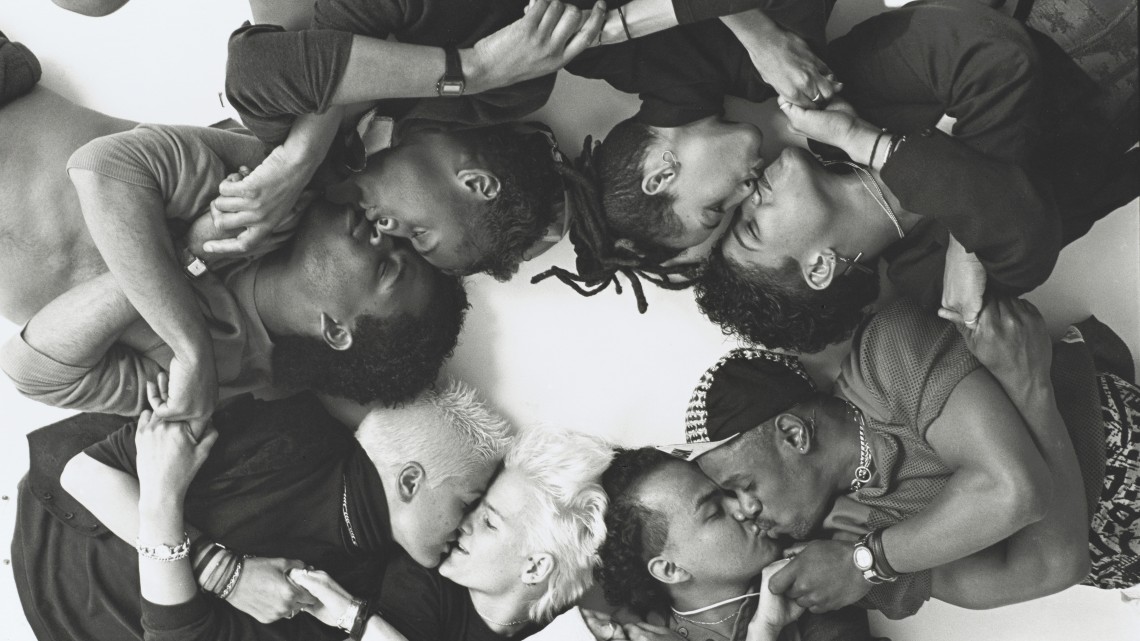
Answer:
[
  {"xmin": 484, "ymin": 501, "xmax": 503, "ymax": 520},
  {"xmin": 693, "ymin": 487, "xmax": 721, "ymax": 514}
]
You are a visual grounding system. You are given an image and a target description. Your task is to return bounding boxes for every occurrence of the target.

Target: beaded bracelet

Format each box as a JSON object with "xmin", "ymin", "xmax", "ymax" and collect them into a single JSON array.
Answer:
[{"xmin": 136, "ymin": 532, "xmax": 191, "ymax": 562}]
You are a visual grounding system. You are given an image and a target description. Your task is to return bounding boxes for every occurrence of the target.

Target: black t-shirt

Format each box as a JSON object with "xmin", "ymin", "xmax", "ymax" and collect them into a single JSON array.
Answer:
[{"xmin": 377, "ymin": 554, "xmax": 543, "ymax": 641}]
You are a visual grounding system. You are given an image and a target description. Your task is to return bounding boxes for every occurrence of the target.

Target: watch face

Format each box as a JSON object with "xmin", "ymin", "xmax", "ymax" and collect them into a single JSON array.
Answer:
[
  {"xmin": 439, "ymin": 80, "xmax": 465, "ymax": 97},
  {"xmin": 853, "ymin": 545, "xmax": 875, "ymax": 570}
]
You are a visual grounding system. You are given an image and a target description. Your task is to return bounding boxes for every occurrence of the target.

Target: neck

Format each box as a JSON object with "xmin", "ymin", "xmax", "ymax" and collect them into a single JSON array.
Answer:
[
  {"xmin": 469, "ymin": 586, "xmax": 533, "ymax": 636},
  {"xmin": 826, "ymin": 399, "xmax": 866, "ymax": 494},
  {"xmin": 252, "ymin": 254, "xmax": 307, "ymax": 338},
  {"xmin": 670, "ymin": 578, "xmax": 751, "ymax": 620}
]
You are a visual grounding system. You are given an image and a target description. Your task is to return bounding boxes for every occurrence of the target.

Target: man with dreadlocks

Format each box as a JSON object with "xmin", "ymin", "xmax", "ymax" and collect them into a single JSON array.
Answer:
[
  {"xmin": 530, "ymin": 0, "xmax": 842, "ymax": 313},
  {"xmin": 535, "ymin": 0, "xmax": 1136, "ymax": 315}
]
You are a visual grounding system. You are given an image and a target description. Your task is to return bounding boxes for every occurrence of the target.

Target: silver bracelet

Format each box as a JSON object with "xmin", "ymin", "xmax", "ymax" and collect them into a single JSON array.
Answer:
[
  {"xmin": 336, "ymin": 598, "xmax": 364, "ymax": 633},
  {"xmin": 136, "ymin": 532, "xmax": 191, "ymax": 562},
  {"xmin": 218, "ymin": 555, "xmax": 248, "ymax": 601}
]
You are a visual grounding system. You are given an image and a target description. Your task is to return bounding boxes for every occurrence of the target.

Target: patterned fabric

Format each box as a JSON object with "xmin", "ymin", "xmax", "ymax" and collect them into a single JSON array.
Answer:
[
  {"xmin": 1085, "ymin": 373, "xmax": 1140, "ymax": 588},
  {"xmin": 684, "ymin": 348, "xmax": 815, "ymax": 444}
]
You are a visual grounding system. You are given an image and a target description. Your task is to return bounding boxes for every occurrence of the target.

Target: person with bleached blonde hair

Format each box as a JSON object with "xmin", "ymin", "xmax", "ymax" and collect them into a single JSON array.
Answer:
[
  {"xmin": 15, "ymin": 379, "xmax": 513, "ymax": 641},
  {"xmin": 292, "ymin": 425, "xmax": 614, "ymax": 640}
]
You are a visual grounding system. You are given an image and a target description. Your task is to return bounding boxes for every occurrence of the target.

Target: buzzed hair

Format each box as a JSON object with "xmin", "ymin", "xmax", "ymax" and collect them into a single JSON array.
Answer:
[{"xmin": 355, "ymin": 379, "xmax": 514, "ymax": 487}]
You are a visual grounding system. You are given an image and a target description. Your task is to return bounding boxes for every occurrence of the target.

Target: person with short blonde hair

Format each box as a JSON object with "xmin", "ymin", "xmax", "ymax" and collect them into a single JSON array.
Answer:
[
  {"xmin": 292, "ymin": 425, "xmax": 614, "ymax": 640},
  {"xmin": 15, "ymin": 379, "xmax": 514, "ymax": 641}
]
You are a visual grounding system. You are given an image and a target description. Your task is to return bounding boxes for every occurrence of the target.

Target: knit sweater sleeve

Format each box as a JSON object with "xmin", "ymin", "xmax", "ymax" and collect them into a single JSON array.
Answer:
[
  {"xmin": 66, "ymin": 124, "xmax": 265, "ymax": 227},
  {"xmin": 0, "ymin": 327, "xmax": 166, "ymax": 416}
]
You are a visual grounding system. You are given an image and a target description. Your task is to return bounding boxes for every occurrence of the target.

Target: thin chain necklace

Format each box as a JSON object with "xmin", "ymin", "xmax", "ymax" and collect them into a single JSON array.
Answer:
[
  {"xmin": 671, "ymin": 613, "xmax": 734, "ymax": 641},
  {"xmin": 673, "ymin": 609, "xmax": 739, "ymax": 626},
  {"xmin": 341, "ymin": 475, "xmax": 359, "ymax": 547},
  {"xmin": 844, "ymin": 402, "xmax": 874, "ymax": 491},
  {"xmin": 828, "ymin": 160, "xmax": 904, "ymax": 239}
]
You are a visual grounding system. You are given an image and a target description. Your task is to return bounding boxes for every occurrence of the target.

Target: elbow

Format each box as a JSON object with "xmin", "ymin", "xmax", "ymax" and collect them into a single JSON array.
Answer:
[
  {"xmin": 993, "ymin": 469, "xmax": 1050, "ymax": 530},
  {"xmin": 52, "ymin": 0, "xmax": 129, "ymax": 17},
  {"xmin": 60, "ymin": 453, "xmax": 93, "ymax": 503}
]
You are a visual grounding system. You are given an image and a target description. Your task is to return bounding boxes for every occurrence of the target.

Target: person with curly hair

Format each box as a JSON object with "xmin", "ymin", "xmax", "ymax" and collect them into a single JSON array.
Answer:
[
  {"xmin": 666, "ymin": 297, "xmax": 1140, "ymax": 619},
  {"xmin": 0, "ymin": 60, "xmax": 472, "ymax": 423},
  {"xmin": 288, "ymin": 425, "xmax": 614, "ymax": 641},
  {"xmin": 585, "ymin": 447, "xmax": 872, "ymax": 641},
  {"xmin": 693, "ymin": 0, "xmax": 1137, "ymax": 351}
]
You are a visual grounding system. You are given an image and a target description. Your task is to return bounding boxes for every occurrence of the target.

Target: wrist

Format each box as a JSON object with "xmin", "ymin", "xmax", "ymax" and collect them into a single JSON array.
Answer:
[
  {"xmin": 843, "ymin": 125, "xmax": 882, "ymax": 167},
  {"xmin": 459, "ymin": 47, "xmax": 491, "ymax": 94}
]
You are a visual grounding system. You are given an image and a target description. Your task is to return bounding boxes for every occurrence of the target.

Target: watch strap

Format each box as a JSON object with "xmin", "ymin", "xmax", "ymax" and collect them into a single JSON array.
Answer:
[{"xmin": 436, "ymin": 45, "xmax": 464, "ymax": 97}]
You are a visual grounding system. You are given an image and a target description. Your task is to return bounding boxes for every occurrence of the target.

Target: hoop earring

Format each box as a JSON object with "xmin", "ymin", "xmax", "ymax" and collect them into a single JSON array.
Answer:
[{"xmin": 662, "ymin": 150, "xmax": 680, "ymax": 170}]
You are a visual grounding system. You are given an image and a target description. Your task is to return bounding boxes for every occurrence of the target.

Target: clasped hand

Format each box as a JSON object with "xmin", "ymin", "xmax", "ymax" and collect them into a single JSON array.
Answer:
[
  {"xmin": 470, "ymin": 0, "xmax": 606, "ymax": 91},
  {"xmin": 767, "ymin": 540, "xmax": 873, "ymax": 613}
]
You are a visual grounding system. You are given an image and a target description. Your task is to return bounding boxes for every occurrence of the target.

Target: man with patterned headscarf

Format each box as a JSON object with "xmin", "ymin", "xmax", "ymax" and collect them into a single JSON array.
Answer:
[{"xmin": 659, "ymin": 298, "xmax": 1139, "ymax": 618}]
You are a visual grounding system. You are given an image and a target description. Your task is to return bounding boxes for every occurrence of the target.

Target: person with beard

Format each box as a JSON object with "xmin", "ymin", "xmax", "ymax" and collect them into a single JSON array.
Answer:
[
  {"xmin": 14, "ymin": 380, "xmax": 513, "ymax": 640},
  {"xmin": 0, "ymin": 79, "xmax": 474, "ymax": 418},
  {"xmin": 586, "ymin": 447, "xmax": 872, "ymax": 641}
]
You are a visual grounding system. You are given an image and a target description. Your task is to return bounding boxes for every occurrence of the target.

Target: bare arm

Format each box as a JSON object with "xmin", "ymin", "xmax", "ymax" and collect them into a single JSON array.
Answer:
[
  {"xmin": 70, "ymin": 167, "xmax": 217, "ymax": 427},
  {"xmin": 879, "ymin": 366, "xmax": 1052, "ymax": 572},
  {"xmin": 211, "ymin": 0, "xmax": 604, "ymax": 254},
  {"xmin": 931, "ymin": 299, "xmax": 1088, "ymax": 607},
  {"xmin": 720, "ymin": 10, "xmax": 840, "ymax": 108},
  {"xmin": 0, "ymin": 272, "xmax": 164, "ymax": 415},
  {"xmin": 62, "ymin": 421, "xmax": 323, "ymax": 625}
]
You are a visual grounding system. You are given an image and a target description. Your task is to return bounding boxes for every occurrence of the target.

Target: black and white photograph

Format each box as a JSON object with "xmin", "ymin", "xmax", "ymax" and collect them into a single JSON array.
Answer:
[{"xmin": 0, "ymin": 0, "xmax": 1137, "ymax": 639}]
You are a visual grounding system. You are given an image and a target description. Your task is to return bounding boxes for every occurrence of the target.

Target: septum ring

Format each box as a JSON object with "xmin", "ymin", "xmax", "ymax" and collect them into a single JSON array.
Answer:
[{"xmin": 810, "ymin": 91, "xmax": 824, "ymax": 103}]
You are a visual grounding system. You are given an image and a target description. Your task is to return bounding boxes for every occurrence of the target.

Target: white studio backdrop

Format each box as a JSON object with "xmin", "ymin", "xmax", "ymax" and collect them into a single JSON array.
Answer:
[{"xmin": 1, "ymin": 1, "xmax": 1138, "ymax": 639}]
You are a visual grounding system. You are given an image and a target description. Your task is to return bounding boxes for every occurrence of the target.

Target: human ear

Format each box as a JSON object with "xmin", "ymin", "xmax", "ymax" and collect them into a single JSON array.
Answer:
[
  {"xmin": 647, "ymin": 556, "xmax": 691, "ymax": 585},
  {"xmin": 320, "ymin": 312, "xmax": 354, "ymax": 351},
  {"xmin": 521, "ymin": 553, "xmax": 555, "ymax": 585},
  {"xmin": 458, "ymin": 169, "xmax": 501, "ymax": 201},
  {"xmin": 396, "ymin": 462, "xmax": 426, "ymax": 502},
  {"xmin": 641, "ymin": 162, "xmax": 677, "ymax": 196},
  {"xmin": 803, "ymin": 249, "xmax": 837, "ymax": 291},
  {"xmin": 774, "ymin": 413, "xmax": 812, "ymax": 454}
]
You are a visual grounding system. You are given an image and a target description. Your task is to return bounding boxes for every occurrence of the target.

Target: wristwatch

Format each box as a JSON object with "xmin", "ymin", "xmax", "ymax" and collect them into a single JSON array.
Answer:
[
  {"xmin": 436, "ymin": 45, "xmax": 465, "ymax": 97},
  {"xmin": 853, "ymin": 531, "xmax": 897, "ymax": 584},
  {"xmin": 181, "ymin": 245, "xmax": 209, "ymax": 278}
]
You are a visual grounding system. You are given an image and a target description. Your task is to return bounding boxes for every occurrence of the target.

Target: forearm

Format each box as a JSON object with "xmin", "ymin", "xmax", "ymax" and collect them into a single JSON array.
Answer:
[
  {"xmin": 138, "ymin": 494, "xmax": 197, "ymax": 606},
  {"xmin": 271, "ymin": 111, "xmax": 344, "ymax": 186},
  {"xmin": 71, "ymin": 169, "xmax": 212, "ymax": 366},
  {"xmin": 19, "ymin": 272, "xmax": 137, "ymax": 366},
  {"xmin": 878, "ymin": 372, "xmax": 1052, "ymax": 573},
  {"xmin": 599, "ymin": 0, "xmax": 677, "ymax": 42},
  {"xmin": 360, "ymin": 616, "xmax": 411, "ymax": 641},
  {"xmin": 62, "ymin": 452, "xmax": 143, "ymax": 542}
]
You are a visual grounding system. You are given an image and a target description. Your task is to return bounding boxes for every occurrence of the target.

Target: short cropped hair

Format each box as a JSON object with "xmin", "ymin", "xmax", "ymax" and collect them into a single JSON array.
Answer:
[
  {"xmin": 695, "ymin": 248, "xmax": 879, "ymax": 354},
  {"xmin": 355, "ymin": 379, "xmax": 514, "ymax": 488},
  {"xmin": 596, "ymin": 118, "xmax": 683, "ymax": 258},
  {"xmin": 272, "ymin": 270, "xmax": 469, "ymax": 404},
  {"xmin": 505, "ymin": 427, "xmax": 613, "ymax": 623},
  {"xmin": 460, "ymin": 125, "xmax": 564, "ymax": 281},
  {"xmin": 594, "ymin": 447, "xmax": 675, "ymax": 617}
]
